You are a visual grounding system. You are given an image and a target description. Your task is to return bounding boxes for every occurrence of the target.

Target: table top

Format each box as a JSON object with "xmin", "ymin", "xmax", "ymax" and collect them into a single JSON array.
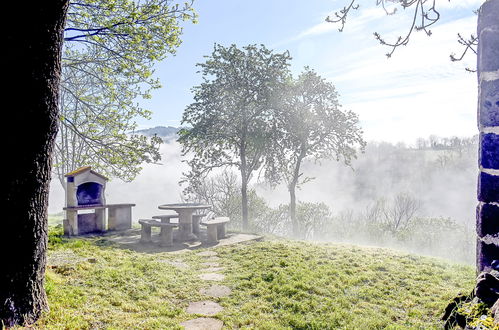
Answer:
[{"xmin": 158, "ymin": 202, "xmax": 212, "ymax": 210}]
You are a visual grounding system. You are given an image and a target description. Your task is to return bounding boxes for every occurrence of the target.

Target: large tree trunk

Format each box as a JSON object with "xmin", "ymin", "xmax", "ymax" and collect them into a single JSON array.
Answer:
[
  {"xmin": 239, "ymin": 140, "xmax": 250, "ymax": 231},
  {"xmin": 476, "ymin": 0, "xmax": 499, "ymax": 273},
  {"xmin": 241, "ymin": 176, "xmax": 249, "ymax": 231},
  {"xmin": 289, "ymin": 181, "xmax": 298, "ymax": 238},
  {"xmin": 1, "ymin": 1, "xmax": 69, "ymax": 327},
  {"xmin": 289, "ymin": 153, "xmax": 305, "ymax": 238}
]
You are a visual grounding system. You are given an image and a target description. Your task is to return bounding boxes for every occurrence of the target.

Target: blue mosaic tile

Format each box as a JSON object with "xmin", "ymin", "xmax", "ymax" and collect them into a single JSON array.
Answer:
[
  {"xmin": 480, "ymin": 133, "xmax": 499, "ymax": 169},
  {"xmin": 476, "ymin": 203, "xmax": 499, "ymax": 237},
  {"xmin": 478, "ymin": 172, "xmax": 499, "ymax": 203}
]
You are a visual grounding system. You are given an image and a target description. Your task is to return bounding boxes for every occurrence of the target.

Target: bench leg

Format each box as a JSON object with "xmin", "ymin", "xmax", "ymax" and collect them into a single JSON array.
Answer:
[
  {"xmin": 206, "ymin": 225, "xmax": 218, "ymax": 243},
  {"xmin": 140, "ymin": 225, "xmax": 152, "ymax": 243},
  {"xmin": 159, "ymin": 227, "xmax": 174, "ymax": 247},
  {"xmin": 217, "ymin": 224, "xmax": 226, "ymax": 239},
  {"xmin": 192, "ymin": 217, "xmax": 200, "ymax": 235}
]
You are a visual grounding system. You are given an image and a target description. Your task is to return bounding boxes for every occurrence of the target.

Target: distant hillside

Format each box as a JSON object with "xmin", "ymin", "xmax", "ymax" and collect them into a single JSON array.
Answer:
[{"xmin": 135, "ymin": 126, "xmax": 180, "ymax": 139}]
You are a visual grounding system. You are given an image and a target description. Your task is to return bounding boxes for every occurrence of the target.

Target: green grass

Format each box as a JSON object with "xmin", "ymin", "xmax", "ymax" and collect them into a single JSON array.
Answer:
[
  {"xmin": 48, "ymin": 213, "xmax": 64, "ymax": 226},
  {"xmin": 33, "ymin": 227, "xmax": 475, "ymax": 329}
]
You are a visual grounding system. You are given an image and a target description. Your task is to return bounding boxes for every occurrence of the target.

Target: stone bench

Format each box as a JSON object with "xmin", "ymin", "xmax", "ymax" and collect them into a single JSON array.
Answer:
[
  {"xmin": 200, "ymin": 217, "xmax": 230, "ymax": 243},
  {"xmin": 138, "ymin": 219, "xmax": 178, "ymax": 247},
  {"xmin": 152, "ymin": 214, "xmax": 179, "ymax": 224}
]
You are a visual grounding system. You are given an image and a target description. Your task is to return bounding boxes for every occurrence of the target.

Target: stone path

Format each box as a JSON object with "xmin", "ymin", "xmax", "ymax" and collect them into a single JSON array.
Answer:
[
  {"xmin": 180, "ymin": 317, "xmax": 223, "ymax": 330},
  {"xmin": 186, "ymin": 301, "xmax": 224, "ymax": 316},
  {"xmin": 199, "ymin": 272, "xmax": 225, "ymax": 281},
  {"xmin": 180, "ymin": 250, "xmax": 232, "ymax": 330},
  {"xmin": 199, "ymin": 285, "xmax": 232, "ymax": 298}
]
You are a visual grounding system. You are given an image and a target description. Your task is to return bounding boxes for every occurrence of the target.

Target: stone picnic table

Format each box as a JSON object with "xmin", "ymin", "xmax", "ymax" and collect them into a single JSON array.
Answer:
[{"xmin": 158, "ymin": 203, "xmax": 212, "ymax": 241}]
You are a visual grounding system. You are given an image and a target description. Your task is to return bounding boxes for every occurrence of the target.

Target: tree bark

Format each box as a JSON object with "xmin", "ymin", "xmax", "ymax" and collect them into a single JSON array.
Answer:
[
  {"xmin": 239, "ymin": 136, "xmax": 250, "ymax": 231},
  {"xmin": 241, "ymin": 176, "xmax": 249, "ymax": 231},
  {"xmin": 289, "ymin": 180, "xmax": 298, "ymax": 238},
  {"xmin": 1, "ymin": 1, "xmax": 69, "ymax": 327},
  {"xmin": 289, "ymin": 152, "xmax": 306, "ymax": 238}
]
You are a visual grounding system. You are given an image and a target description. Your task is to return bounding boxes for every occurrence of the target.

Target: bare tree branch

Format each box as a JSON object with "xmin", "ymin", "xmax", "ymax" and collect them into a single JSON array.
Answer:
[{"xmin": 327, "ymin": 0, "xmax": 478, "ymax": 66}]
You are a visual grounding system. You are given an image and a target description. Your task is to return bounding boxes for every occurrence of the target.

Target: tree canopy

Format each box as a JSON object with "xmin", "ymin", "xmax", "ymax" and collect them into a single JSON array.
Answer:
[
  {"xmin": 267, "ymin": 67, "xmax": 365, "ymax": 237},
  {"xmin": 179, "ymin": 45, "xmax": 366, "ymax": 234},
  {"xmin": 54, "ymin": 0, "xmax": 197, "ymax": 183},
  {"xmin": 178, "ymin": 43, "xmax": 292, "ymax": 229}
]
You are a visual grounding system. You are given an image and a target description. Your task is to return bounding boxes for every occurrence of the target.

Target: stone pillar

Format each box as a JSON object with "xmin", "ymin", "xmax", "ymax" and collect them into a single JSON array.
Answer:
[
  {"xmin": 477, "ymin": 0, "xmax": 499, "ymax": 272},
  {"xmin": 177, "ymin": 209, "xmax": 194, "ymax": 241},
  {"xmin": 64, "ymin": 176, "xmax": 78, "ymax": 235},
  {"xmin": 95, "ymin": 208, "xmax": 106, "ymax": 232},
  {"xmin": 206, "ymin": 225, "xmax": 218, "ymax": 243},
  {"xmin": 64, "ymin": 210, "xmax": 77, "ymax": 236}
]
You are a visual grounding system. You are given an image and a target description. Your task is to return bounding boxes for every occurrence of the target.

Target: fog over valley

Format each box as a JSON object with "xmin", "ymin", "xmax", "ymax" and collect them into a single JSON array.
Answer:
[{"xmin": 49, "ymin": 132, "xmax": 478, "ymax": 264}]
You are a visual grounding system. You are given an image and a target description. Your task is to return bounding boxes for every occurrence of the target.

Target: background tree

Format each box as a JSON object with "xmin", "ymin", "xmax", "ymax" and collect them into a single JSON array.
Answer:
[
  {"xmin": 178, "ymin": 43, "xmax": 292, "ymax": 230},
  {"xmin": 1, "ymin": 1, "xmax": 69, "ymax": 327},
  {"xmin": 188, "ymin": 170, "xmax": 270, "ymax": 229},
  {"xmin": 188, "ymin": 170, "xmax": 241, "ymax": 220},
  {"xmin": 327, "ymin": 0, "xmax": 499, "ymax": 272},
  {"xmin": 364, "ymin": 193, "xmax": 422, "ymax": 234},
  {"xmin": 54, "ymin": 0, "xmax": 196, "ymax": 184},
  {"xmin": 267, "ymin": 67, "xmax": 365, "ymax": 238}
]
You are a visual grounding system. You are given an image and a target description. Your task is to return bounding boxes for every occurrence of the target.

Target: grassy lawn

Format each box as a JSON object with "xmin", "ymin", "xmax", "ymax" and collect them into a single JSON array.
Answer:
[
  {"xmin": 33, "ymin": 227, "xmax": 475, "ymax": 329},
  {"xmin": 48, "ymin": 213, "xmax": 64, "ymax": 226}
]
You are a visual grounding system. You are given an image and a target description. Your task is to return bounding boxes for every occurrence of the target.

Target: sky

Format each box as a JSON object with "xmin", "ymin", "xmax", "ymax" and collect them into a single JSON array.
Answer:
[
  {"xmin": 49, "ymin": 0, "xmax": 483, "ymax": 223},
  {"xmin": 137, "ymin": 0, "xmax": 482, "ymax": 144}
]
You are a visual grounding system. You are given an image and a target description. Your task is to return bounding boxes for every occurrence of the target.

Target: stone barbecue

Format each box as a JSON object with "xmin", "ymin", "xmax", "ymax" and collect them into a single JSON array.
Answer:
[{"xmin": 63, "ymin": 166, "xmax": 135, "ymax": 236}]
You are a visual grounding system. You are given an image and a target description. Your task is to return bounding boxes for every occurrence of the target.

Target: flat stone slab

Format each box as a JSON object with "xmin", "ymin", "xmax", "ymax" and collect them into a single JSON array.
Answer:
[
  {"xmin": 205, "ymin": 256, "xmax": 221, "ymax": 262},
  {"xmin": 155, "ymin": 258, "xmax": 190, "ymax": 269},
  {"xmin": 201, "ymin": 267, "xmax": 224, "ymax": 273},
  {"xmin": 167, "ymin": 260, "xmax": 190, "ymax": 270},
  {"xmin": 214, "ymin": 233, "xmax": 262, "ymax": 247},
  {"xmin": 101, "ymin": 230, "xmax": 262, "ymax": 254},
  {"xmin": 186, "ymin": 301, "xmax": 224, "ymax": 316},
  {"xmin": 199, "ymin": 273, "xmax": 225, "ymax": 281},
  {"xmin": 197, "ymin": 251, "xmax": 218, "ymax": 257},
  {"xmin": 200, "ymin": 285, "xmax": 232, "ymax": 298},
  {"xmin": 180, "ymin": 317, "xmax": 223, "ymax": 330},
  {"xmin": 201, "ymin": 262, "xmax": 220, "ymax": 267}
]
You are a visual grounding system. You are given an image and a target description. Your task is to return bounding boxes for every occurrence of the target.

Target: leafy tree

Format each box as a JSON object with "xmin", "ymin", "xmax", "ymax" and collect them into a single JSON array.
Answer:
[
  {"xmin": 296, "ymin": 202, "xmax": 333, "ymax": 240},
  {"xmin": 1, "ymin": 0, "xmax": 195, "ymax": 326},
  {"xmin": 267, "ymin": 67, "xmax": 365, "ymax": 237},
  {"xmin": 53, "ymin": 0, "xmax": 196, "ymax": 184},
  {"xmin": 178, "ymin": 43, "xmax": 292, "ymax": 230},
  {"xmin": 252, "ymin": 204, "xmax": 291, "ymax": 236}
]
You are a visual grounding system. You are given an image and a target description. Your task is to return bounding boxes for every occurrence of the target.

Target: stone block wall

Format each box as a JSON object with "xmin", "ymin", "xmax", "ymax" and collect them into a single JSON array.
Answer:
[{"xmin": 477, "ymin": 0, "xmax": 499, "ymax": 272}]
